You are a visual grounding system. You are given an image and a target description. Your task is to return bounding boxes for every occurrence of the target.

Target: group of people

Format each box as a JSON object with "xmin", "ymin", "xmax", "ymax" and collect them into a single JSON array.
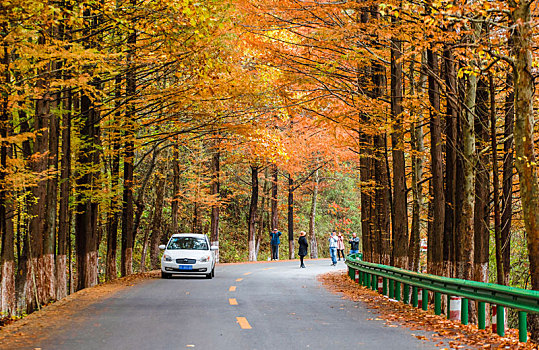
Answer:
[
  {"xmin": 269, "ymin": 228, "xmax": 360, "ymax": 268},
  {"xmin": 328, "ymin": 231, "xmax": 359, "ymax": 266}
]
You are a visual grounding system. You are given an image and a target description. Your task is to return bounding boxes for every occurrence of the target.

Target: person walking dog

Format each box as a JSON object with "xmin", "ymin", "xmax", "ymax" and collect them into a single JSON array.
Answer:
[
  {"xmin": 298, "ymin": 231, "xmax": 308, "ymax": 268},
  {"xmin": 270, "ymin": 228, "xmax": 282, "ymax": 260}
]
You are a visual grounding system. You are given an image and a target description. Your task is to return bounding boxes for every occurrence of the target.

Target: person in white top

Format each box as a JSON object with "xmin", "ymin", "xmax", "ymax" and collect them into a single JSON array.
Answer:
[{"xmin": 328, "ymin": 232, "xmax": 338, "ymax": 266}]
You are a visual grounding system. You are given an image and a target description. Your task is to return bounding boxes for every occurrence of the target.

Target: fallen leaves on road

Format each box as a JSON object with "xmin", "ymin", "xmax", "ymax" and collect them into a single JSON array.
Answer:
[{"xmin": 318, "ymin": 271, "xmax": 538, "ymax": 350}]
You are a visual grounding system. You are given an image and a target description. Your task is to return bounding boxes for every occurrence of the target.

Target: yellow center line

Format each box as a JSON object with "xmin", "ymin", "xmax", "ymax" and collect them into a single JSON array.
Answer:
[
  {"xmin": 229, "ymin": 286, "xmax": 236, "ymax": 292},
  {"xmin": 236, "ymin": 278, "xmax": 243, "ymax": 282},
  {"xmin": 229, "ymin": 298, "xmax": 238, "ymax": 305},
  {"xmin": 236, "ymin": 317, "xmax": 252, "ymax": 329},
  {"xmin": 243, "ymin": 272, "xmax": 252, "ymax": 276},
  {"xmin": 263, "ymin": 267, "xmax": 274, "ymax": 271}
]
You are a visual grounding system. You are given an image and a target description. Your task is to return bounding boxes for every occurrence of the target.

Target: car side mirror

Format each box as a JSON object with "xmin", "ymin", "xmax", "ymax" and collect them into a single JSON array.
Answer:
[
  {"xmin": 210, "ymin": 246, "xmax": 218, "ymax": 251},
  {"xmin": 159, "ymin": 245, "xmax": 166, "ymax": 250}
]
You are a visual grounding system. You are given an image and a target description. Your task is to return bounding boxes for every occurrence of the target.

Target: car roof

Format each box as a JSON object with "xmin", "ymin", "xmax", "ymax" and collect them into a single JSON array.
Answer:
[{"xmin": 171, "ymin": 233, "xmax": 207, "ymax": 238}]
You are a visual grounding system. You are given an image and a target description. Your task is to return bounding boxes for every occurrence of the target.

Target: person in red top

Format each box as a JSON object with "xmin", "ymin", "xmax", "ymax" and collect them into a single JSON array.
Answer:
[{"xmin": 336, "ymin": 232, "xmax": 346, "ymax": 261}]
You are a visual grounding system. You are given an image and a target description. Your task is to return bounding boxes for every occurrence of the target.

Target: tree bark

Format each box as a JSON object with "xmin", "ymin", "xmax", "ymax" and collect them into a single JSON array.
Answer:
[
  {"xmin": 427, "ymin": 47, "xmax": 444, "ymax": 276},
  {"xmin": 0, "ymin": 45, "xmax": 15, "ymax": 314},
  {"xmin": 474, "ymin": 77, "xmax": 489, "ymax": 285},
  {"xmin": 248, "ymin": 165, "xmax": 259, "ymax": 261},
  {"xmin": 409, "ymin": 52, "xmax": 426, "ymax": 272},
  {"xmin": 510, "ymin": 0, "xmax": 539, "ymax": 340},
  {"xmin": 390, "ymin": 24, "xmax": 408, "ymax": 269},
  {"xmin": 210, "ymin": 147, "xmax": 220, "ymax": 261},
  {"xmin": 309, "ymin": 168, "xmax": 319, "ymax": 258},
  {"xmin": 57, "ymin": 88, "xmax": 71, "ymax": 298},
  {"xmin": 287, "ymin": 175, "xmax": 294, "ymax": 259},
  {"xmin": 271, "ymin": 164, "xmax": 278, "ymax": 230},
  {"xmin": 144, "ymin": 174, "xmax": 166, "ymax": 272},
  {"xmin": 75, "ymin": 86, "xmax": 100, "ymax": 291},
  {"xmin": 121, "ymin": 3, "xmax": 137, "ymax": 276},
  {"xmin": 443, "ymin": 46, "xmax": 458, "ymax": 277},
  {"xmin": 490, "ymin": 74, "xmax": 504, "ymax": 285}
]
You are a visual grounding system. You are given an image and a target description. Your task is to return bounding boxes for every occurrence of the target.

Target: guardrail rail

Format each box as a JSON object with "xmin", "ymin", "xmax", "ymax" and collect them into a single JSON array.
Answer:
[{"xmin": 345, "ymin": 253, "xmax": 539, "ymax": 343}]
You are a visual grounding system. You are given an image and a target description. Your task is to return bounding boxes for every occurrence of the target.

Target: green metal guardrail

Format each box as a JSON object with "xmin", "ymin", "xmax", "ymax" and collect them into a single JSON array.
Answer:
[{"xmin": 345, "ymin": 253, "xmax": 539, "ymax": 343}]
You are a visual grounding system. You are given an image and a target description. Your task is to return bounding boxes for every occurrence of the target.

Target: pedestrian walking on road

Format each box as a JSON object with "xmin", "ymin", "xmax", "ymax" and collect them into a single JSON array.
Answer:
[
  {"xmin": 349, "ymin": 232, "xmax": 360, "ymax": 255},
  {"xmin": 328, "ymin": 232, "xmax": 338, "ymax": 266},
  {"xmin": 298, "ymin": 231, "xmax": 308, "ymax": 268},
  {"xmin": 270, "ymin": 228, "xmax": 282, "ymax": 260},
  {"xmin": 336, "ymin": 233, "xmax": 345, "ymax": 261}
]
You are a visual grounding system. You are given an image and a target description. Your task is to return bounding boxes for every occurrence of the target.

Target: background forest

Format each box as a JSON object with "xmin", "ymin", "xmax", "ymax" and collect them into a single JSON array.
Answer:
[{"xmin": 1, "ymin": 0, "xmax": 539, "ymax": 341}]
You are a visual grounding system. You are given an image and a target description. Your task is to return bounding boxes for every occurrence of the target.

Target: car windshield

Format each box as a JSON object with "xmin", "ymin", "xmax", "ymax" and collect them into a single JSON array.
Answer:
[{"xmin": 167, "ymin": 237, "xmax": 208, "ymax": 250}]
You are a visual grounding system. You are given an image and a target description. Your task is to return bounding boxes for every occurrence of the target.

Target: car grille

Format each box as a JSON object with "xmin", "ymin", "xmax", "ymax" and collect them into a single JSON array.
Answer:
[{"xmin": 176, "ymin": 258, "xmax": 196, "ymax": 264}]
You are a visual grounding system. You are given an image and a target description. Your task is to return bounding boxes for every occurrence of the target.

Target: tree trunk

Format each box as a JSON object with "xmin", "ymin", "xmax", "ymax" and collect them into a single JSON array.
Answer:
[
  {"xmin": 121, "ymin": 0, "xmax": 137, "ymax": 277},
  {"xmin": 457, "ymin": 21, "xmax": 482, "ymax": 282},
  {"xmin": 144, "ymin": 174, "xmax": 166, "ymax": 272},
  {"xmin": 288, "ymin": 175, "xmax": 294, "ymax": 259},
  {"xmin": 248, "ymin": 165, "xmax": 259, "ymax": 261},
  {"xmin": 443, "ymin": 46, "xmax": 458, "ymax": 277},
  {"xmin": 409, "ymin": 52, "xmax": 426, "ymax": 272},
  {"xmin": 390, "ymin": 27, "xmax": 408, "ymax": 269},
  {"xmin": 427, "ymin": 47, "xmax": 444, "ymax": 276},
  {"xmin": 75, "ymin": 87, "xmax": 100, "ymax": 291},
  {"xmin": 501, "ymin": 56, "xmax": 514, "ymax": 287},
  {"xmin": 374, "ymin": 134, "xmax": 391, "ymax": 265},
  {"xmin": 510, "ymin": 0, "xmax": 539, "ymax": 340},
  {"xmin": 474, "ymin": 77, "xmax": 489, "ymax": 285},
  {"xmin": 210, "ymin": 147, "xmax": 220, "ymax": 261},
  {"xmin": 271, "ymin": 164, "xmax": 278, "ymax": 230},
  {"xmin": 57, "ymin": 88, "xmax": 72, "ymax": 298},
  {"xmin": 309, "ymin": 168, "xmax": 319, "ymax": 258},
  {"xmin": 490, "ymin": 74, "xmax": 504, "ymax": 285},
  {"xmin": 0, "ymin": 48, "xmax": 15, "ymax": 314}
]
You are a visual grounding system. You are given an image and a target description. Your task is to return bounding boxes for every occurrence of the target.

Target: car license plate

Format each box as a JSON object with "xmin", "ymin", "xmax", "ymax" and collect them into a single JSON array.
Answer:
[{"xmin": 178, "ymin": 265, "xmax": 192, "ymax": 270}]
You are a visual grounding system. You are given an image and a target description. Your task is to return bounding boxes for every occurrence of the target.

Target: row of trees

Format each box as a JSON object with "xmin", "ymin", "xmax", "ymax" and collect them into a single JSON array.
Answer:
[
  {"xmin": 0, "ymin": 0, "xmax": 354, "ymax": 319},
  {"xmin": 1, "ymin": 0, "xmax": 538, "ymax": 341},
  {"xmin": 238, "ymin": 0, "xmax": 539, "ymax": 339}
]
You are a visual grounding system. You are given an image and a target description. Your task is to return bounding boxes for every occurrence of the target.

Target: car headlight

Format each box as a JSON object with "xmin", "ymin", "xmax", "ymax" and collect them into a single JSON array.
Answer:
[
  {"xmin": 163, "ymin": 254, "xmax": 172, "ymax": 262},
  {"xmin": 199, "ymin": 255, "xmax": 210, "ymax": 262}
]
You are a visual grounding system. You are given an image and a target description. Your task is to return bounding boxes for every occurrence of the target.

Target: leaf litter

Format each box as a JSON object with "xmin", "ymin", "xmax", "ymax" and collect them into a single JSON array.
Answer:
[{"xmin": 318, "ymin": 271, "xmax": 538, "ymax": 350}]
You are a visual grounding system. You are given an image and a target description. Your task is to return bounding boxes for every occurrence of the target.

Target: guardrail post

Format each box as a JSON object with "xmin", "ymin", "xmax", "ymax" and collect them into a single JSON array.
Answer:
[
  {"xmin": 461, "ymin": 298, "xmax": 468, "ymax": 325},
  {"xmin": 383, "ymin": 277, "xmax": 388, "ymax": 296},
  {"xmin": 496, "ymin": 305, "xmax": 505, "ymax": 336},
  {"xmin": 421, "ymin": 289, "xmax": 428, "ymax": 311},
  {"xmin": 518, "ymin": 311, "xmax": 527, "ymax": 343},
  {"xmin": 412, "ymin": 286, "xmax": 418, "ymax": 307},
  {"xmin": 395, "ymin": 281, "xmax": 401, "ymax": 301},
  {"xmin": 447, "ymin": 295, "xmax": 451, "ymax": 319},
  {"xmin": 478, "ymin": 301, "xmax": 486, "ymax": 330},
  {"xmin": 389, "ymin": 279, "xmax": 394, "ymax": 299},
  {"xmin": 434, "ymin": 292, "xmax": 441, "ymax": 315},
  {"xmin": 403, "ymin": 283, "xmax": 409, "ymax": 304},
  {"xmin": 371, "ymin": 274, "xmax": 377, "ymax": 291},
  {"xmin": 348, "ymin": 267, "xmax": 354, "ymax": 280}
]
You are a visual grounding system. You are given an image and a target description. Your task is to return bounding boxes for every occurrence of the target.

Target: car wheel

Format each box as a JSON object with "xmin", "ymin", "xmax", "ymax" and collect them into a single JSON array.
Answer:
[
  {"xmin": 211, "ymin": 267, "xmax": 215, "ymax": 278},
  {"xmin": 161, "ymin": 271, "xmax": 171, "ymax": 279},
  {"xmin": 206, "ymin": 272, "xmax": 212, "ymax": 279}
]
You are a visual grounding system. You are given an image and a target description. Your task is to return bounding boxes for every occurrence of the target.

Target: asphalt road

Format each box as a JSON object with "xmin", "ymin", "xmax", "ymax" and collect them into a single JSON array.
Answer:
[{"xmin": 30, "ymin": 259, "xmax": 437, "ymax": 350}]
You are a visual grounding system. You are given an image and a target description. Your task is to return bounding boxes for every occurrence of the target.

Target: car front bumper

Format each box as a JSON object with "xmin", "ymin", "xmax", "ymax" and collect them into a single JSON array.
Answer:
[{"xmin": 161, "ymin": 260, "xmax": 213, "ymax": 274}]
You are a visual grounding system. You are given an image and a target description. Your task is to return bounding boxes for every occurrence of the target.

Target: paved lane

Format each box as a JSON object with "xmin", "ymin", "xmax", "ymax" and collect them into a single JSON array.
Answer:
[{"xmin": 30, "ymin": 259, "xmax": 436, "ymax": 350}]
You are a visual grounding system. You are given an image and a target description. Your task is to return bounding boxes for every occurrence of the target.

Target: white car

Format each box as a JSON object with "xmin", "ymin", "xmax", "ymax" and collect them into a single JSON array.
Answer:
[{"xmin": 159, "ymin": 233, "xmax": 217, "ymax": 279}]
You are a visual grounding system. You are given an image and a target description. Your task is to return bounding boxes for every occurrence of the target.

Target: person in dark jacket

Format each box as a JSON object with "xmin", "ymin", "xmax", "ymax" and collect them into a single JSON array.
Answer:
[
  {"xmin": 298, "ymin": 231, "xmax": 308, "ymax": 268},
  {"xmin": 270, "ymin": 228, "xmax": 282, "ymax": 260},
  {"xmin": 349, "ymin": 232, "xmax": 360, "ymax": 255}
]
